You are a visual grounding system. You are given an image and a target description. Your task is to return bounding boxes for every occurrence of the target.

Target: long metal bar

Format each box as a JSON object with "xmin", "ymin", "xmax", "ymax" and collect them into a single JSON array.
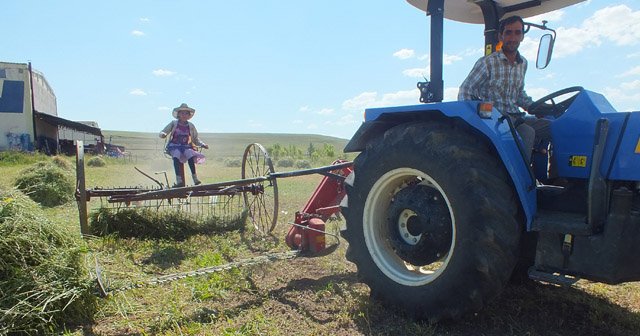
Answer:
[
  {"xmin": 269, "ymin": 161, "xmax": 353, "ymax": 179},
  {"xmin": 107, "ymin": 186, "xmax": 255, "ymax": 202}
]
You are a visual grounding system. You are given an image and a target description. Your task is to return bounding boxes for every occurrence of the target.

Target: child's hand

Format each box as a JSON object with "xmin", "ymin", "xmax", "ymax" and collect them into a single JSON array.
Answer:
[{"xmin": 202, "ymin": 144, "xmax": 209, "ymax": 149}]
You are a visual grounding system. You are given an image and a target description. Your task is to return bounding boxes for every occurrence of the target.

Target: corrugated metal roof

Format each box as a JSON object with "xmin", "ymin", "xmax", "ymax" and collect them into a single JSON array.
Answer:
[{"xmin": 34, "ymin": 111, "xmax": 102, "ymax": 137}]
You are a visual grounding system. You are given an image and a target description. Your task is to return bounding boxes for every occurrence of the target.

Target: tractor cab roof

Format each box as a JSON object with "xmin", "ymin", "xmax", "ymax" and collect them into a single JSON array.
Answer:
[{"xmin": 406, "ymin": 0, "xmax": 585, "ymax": 24}]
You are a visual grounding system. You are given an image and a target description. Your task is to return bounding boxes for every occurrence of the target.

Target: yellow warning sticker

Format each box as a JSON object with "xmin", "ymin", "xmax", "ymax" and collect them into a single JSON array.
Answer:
[
  {"xmin": 635, "ymin": 137, "xmax": 640, "ymax": 153},
  {"xmin": 485, "ymin": 44, "xmax": 492, "ymax": 56},
  {"xmin": 570, "ymin": 155, "xmax": 587, "ymax": 167}
]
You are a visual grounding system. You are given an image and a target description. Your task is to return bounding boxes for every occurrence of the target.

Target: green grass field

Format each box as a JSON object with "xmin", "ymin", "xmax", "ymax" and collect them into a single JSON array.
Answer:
[
  {"xmin": 1, "ymin": 132, "xmax": 639, "ymax": 335},
  {"xmin": 103, "ymin": 130, "xmax": 350, "ymax": 162}
]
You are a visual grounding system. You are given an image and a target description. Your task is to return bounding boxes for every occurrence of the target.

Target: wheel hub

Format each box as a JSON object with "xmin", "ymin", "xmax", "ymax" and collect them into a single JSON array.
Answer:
[{"xmin": 387, "ymin": 184, "xmax": 452, "ymax": 266}]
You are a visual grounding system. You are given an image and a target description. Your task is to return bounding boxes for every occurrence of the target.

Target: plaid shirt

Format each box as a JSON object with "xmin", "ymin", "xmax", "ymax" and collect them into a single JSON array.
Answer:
[{"xmin": 458, "ymin": 51, "xmax": 533, "ymax": 115}]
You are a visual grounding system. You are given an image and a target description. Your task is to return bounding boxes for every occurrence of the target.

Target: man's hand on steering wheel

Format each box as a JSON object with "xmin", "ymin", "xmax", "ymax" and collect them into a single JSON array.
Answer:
[
  {"xmin": 527, "ymin": 86, "xmax": 584, "ymax": 118},
  {"xmin": 527, "ymin": 102, "xmax": 554, "ymax": 118}
]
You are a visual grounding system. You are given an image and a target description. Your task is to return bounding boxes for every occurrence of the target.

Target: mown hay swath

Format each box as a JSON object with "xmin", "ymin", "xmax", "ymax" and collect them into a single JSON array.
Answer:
[{"xmin": 0, "ymin": 188, "xmax": 96, "ymax": 334}]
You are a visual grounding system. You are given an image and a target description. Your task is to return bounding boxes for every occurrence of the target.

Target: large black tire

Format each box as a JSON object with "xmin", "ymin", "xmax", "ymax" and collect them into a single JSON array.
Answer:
[{"xmin": 341, "ymin": 121, "xmax": 522, "ymax": 321}]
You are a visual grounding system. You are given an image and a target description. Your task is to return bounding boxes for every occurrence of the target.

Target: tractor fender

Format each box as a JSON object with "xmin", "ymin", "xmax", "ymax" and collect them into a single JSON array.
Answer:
[{"xmin": 345, "ymin": 101, "xmax": 536, "ymax": 227}]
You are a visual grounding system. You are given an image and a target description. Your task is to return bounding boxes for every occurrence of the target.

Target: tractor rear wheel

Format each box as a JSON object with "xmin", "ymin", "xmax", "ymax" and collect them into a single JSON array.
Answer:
[{"xmin": 341, "ymin": 121, "xmax": 521, "ymax": 321}]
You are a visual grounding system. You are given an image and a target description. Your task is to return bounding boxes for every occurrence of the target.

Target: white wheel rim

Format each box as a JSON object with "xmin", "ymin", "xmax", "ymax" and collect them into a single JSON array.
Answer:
[{"xmin": 363, "ymin": 168, "xmax": 455, "ymax": 286}]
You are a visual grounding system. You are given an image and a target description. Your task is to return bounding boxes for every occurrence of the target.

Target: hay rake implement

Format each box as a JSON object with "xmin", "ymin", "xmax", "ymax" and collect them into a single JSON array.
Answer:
[{"xmin": 74, "ymin": 141, "xmax": 353, "ymax": 296}]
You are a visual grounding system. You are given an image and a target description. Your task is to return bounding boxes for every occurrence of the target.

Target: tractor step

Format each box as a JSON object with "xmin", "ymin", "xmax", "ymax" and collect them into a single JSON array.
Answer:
[
  {"xmin": 527, "ymin": 267, "xmax": 580, "ymax": 287},
  {"xmin": 532, "ymin": 209, "xmax": 593, "ymax": 235},
  {"xmin": 536, "ymin": 184, "xmax": 565, "ymax": 195}
]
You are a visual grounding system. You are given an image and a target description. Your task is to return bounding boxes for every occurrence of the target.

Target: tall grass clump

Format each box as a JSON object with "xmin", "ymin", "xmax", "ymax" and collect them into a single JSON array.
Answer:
[
  {"xmin": 86, "ymin": 156, "xmax": 106, "ymax": 167},
  {"xmin": 90, "ymin": 207, "xmax": 248, "ymax": 240},
  {"xmin": 13, "ymin": 161, "xmax": 75, "ymax": 207},
  {"xmin": 0, "ymin": 188, "xmax": 96, "ymax": 334},
  {"xmin": 51, "ymin": 155, "xmax": 73, "ymax": 170}
]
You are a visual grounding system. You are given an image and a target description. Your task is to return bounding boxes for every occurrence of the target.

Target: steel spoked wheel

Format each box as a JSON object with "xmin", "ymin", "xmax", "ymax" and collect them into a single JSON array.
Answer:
[
  {"xmin": 364, "ymin": 168, "xmax": 454, "ymax": 286},
  {"xmin": 242, "ymin": 143, "xmax": 279, "ymax": 235}
]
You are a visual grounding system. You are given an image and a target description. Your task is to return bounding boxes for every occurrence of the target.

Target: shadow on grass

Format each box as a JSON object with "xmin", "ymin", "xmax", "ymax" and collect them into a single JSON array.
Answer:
[
  {"xmin": 350, "ymin": 280, "xmax": 640, "ymax": 336},
  {"xmin": 197, "ymin": 275, "xmax": 640, "ymax": 336},
  {"xmin": 141, "ymin": 244, "xmax": 187, "ymax": 271},
  {"xmin": 238, "ymin": 228, "xmax": 281, "ymax": 253}
]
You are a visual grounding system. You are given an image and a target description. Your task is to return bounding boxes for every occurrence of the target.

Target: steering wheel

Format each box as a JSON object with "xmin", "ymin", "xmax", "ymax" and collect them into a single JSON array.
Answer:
[{"xmin": 528, "ymin": 86, "xmax": 584, "ymax": 118}]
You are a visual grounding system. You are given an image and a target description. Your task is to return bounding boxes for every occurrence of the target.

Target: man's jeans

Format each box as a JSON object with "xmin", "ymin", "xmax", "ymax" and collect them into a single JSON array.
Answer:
[{"xmin": 513, "ymin": 115, "xmax": 552, "ymax": 164}]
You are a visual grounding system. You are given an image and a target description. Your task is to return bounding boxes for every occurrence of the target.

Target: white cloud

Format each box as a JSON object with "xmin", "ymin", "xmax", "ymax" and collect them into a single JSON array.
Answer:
[
  {"xmin": 617, "ymin": 66, "xmax": 640, "ymax": 78},
  {"xmin": 342, "ymin": 90, "xmax": 419, "ymax": 112},
  {"xmin": 583, "ymin": 5, "xmax": 640, "ymax": 46},
  {"xmin": 379, "ymin": 90, "xmax": 420, "ymax": 106},
  {"xmin": 248, "ymin": 120, "xmax": 263, "ymax": 129},
  {"xmin": 519, "ymin": 36, "xmax": 542, "ymax": 61},
  {"xmin": 292, "ymin": 119, "xmax": 304, "ymax": 124},
  {"xmin": 541, "ymin": 73, "xmax": 556, "ymax": 80},
  {"xmin": 140, "ymin": 18, "xmax": 150, "ymax": 23},
  {"xmin": 131, "ymin": 30, "xmax": 145, "ymax": 37},
  {"xmin": 158, "ymin": 106, "xmax": 170, "ymax": 111},
  {"xmin": 628, "ymin": 52, "xmax": 640, "ymax": 58},
  {"xmin": 464, "ymin": 48, "xmax": 483, "ymax": 57},
  {"xmin": 443, "ymin": 54, "xmax": 463, "ymax": 65},
  {"xmin": 317, "ymin": 108, "xmax": 335, "ymax": 115},
  {"xmin": 621, "ymin": 80, "xmax": 640, "ymax": 91},
  {"xmin": 393, "ymin": 48, "xmax": 415, "ymax": 59},
  {"xmin": 129, "ymin": 88, "xmax": 147, "ymax": 96},
  {"xmin": 551, "ymin": 26, "xmax": 597, "ymax": 58},
  {"xmin": 342, "ymin": 92, "xmax": 377, "ymax": 111},
  {"xmin": 299, "ymin": 106, "xmax": 310, "ymax": 112},
  {"xmin": 552, "ymin": 5, "xmax": 640, "ymax": 58},
  {"xmin": 444, "ymin": 87, "xmax": 459, "ymax": 101},
  {"xmin": 325, "ymin": 113, "xmax": 361, "ymax": 127},
  {"xmin": 526, "ymin": 87, "xmax": 551, "ymax": 101},
  {"xmin": 403, "ymin": 67, "xmax": 429, "ymax": 78},
  {"xmin": 602, "ymin": 81, "xmax": 640, "ymax": 111},
  {"xmin": 307, "ymin": 123, "xmax": 318, "ymax": 130},
  {"xmin": 528, "ymin": 9, "xmax": 565, "ymax": 24},
  {"xmin": 152, "ymin": 69, "xmax": 176, "ymax": 77}
]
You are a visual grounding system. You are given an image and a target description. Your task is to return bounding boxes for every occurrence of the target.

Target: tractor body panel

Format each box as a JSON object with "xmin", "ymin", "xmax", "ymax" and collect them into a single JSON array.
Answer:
[{"xmin": 551, "ymin": 90, "xmax": 640, "ymax": 182}]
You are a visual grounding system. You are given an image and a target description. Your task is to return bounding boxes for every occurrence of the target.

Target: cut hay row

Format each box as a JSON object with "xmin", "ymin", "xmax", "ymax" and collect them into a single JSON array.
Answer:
[{"xmin": 0, "ymin": 188, "xmax": 96, "ymax": 334}]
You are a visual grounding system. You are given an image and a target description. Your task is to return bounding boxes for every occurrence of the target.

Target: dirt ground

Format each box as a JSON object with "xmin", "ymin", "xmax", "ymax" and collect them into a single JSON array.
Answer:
[{"xmin": 82, "ymin": 234, "xmax": 640, "ymax": 336}]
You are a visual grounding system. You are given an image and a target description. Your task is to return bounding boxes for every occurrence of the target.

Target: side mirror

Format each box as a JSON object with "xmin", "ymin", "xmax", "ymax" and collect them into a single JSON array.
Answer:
[{"xmin": 536, "ymin": 33, "xmax": 554, "ymax": 69}]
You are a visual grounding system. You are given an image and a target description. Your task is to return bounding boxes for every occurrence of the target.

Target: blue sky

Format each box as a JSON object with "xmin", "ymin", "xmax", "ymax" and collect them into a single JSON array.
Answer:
[{"xmin": 4, "ymin": 1, "xmax": 639, "ymax": 139}]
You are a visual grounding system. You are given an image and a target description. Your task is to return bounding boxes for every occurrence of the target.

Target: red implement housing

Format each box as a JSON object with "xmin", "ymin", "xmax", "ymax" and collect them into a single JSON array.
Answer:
[{"xmin": 285, "ymin": 160, "xmax": 353, "ymax": 253}]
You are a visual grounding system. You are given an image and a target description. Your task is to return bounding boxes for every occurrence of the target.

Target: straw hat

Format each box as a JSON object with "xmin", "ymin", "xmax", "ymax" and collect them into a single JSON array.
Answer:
[{"xmin": 172, "ymin": 103, "xmax": 196, "ymax": 119}]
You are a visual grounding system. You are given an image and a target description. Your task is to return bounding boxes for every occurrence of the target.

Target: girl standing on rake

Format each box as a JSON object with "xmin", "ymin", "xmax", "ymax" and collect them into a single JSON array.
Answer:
[{"xmin": 160, "ymin": 103, "xmax": 209, "ymax": 187}]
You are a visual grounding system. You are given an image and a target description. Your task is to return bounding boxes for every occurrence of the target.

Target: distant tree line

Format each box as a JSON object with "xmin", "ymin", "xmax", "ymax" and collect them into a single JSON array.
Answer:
[{"xmin": 266, "ymin": 143, "xmax": 342, "ymax": 168}]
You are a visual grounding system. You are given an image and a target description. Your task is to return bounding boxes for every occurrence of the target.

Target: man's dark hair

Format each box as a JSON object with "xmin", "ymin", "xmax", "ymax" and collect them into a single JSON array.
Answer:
[{"xmin": 499, "ymin": 15, "xmax": 525, "ymax": 34}]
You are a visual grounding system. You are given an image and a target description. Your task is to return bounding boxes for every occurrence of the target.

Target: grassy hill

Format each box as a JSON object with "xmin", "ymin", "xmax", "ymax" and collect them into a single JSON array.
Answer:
[{"xmin": 102, "ymin": 130, "xmax": 350, "ymax": 161}]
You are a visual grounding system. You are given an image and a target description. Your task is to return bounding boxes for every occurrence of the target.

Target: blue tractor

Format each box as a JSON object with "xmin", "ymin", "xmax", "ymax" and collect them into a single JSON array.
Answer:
[{"xmin": 340, "ymin": 0, "xmax": 640, "ymax": 321}]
